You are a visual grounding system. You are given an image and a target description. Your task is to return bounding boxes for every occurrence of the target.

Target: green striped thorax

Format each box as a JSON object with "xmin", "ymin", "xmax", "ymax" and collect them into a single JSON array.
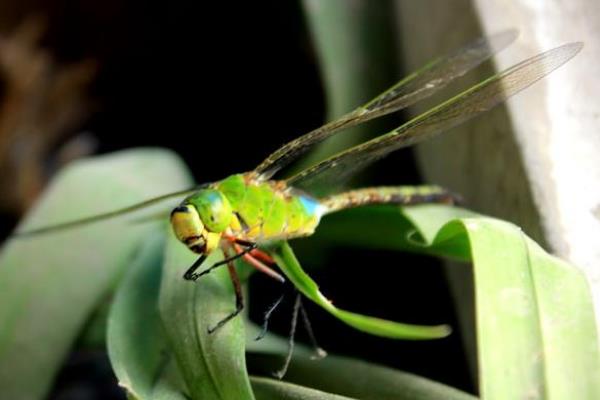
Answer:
[{"xmin": 170, "ymin": 189, "xmax": 232, "ymax": 255}]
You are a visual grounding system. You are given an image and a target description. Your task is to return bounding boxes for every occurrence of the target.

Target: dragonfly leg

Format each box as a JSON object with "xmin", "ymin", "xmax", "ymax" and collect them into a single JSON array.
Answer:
[
  {"xmin": 207, "ymin": 252, "xmax": 244, "ymax": 334},
  {"xmin": 233, "ymin": 243, "xmax": 285, "ymax": 283},
  {"xmin": 299, "ymin": 299, "xmax": 327, "ymax": 360},
  {"xmin": 255, "ymin": 287, "xmax": 286, "ymax": 341},
  {"xmin": 269, "ymin": 293, "xmax": 326, "ymax": 378},
  {"xmin": 273, "ymin": 293, "xmax": 302, "ymax": 379},
  {"xmin": 249, "ymin": 248, "xmax": 275, "ymax": 264},
  {"xmin": 183, "ymin": 242, "xmax": 257, "ymax": 281},
  {"xmin": 232, "ymin": 238, "xmax": 257, "ymax": 247},
  {"xmin": 182, "ymin": 254, "xmax": 207, "ymax": 280}
]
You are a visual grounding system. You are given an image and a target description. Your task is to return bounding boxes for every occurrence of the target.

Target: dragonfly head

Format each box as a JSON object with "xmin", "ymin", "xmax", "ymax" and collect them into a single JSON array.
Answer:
[{"xmin": 170, "ymin": 189, "xmax": 233, "ymax": 255}]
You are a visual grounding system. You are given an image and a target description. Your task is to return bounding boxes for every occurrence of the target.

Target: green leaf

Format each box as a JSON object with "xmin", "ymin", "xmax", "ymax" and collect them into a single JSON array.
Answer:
[
  {"xmin": 271, "ymin": 241, "xmax": 451, "ymax": 339},
  {"xmin": 437, "ymin": 219, "xmax": 599, "ymax": 398},
  {"xmin": 308, "ymin": 205, "xmax": 472, "ymax": 260},
  {"xmin": 305, "ymin": 204, "xmax": 600, "ymax": 398},
  {"xmin": 251, "ymin": 376, "xmax": 356, "ymax": 400},
  {"xmin": 247, "ymin": 352, "xmax": 476, "ymax": 400},
  {"xmin": 149, "ymin": 359, "xmax": 192, "ymax": 400},
  {"xmin": 108, "ymin": 231, "xmax": 187, "ymax": 399},
  {"xmin": 159, "ymin": 230, "xmax": 255, "ymax": 400},
  {"xmin": 0, "ymin": 148, "xmax": 193, "ymax": 400}
]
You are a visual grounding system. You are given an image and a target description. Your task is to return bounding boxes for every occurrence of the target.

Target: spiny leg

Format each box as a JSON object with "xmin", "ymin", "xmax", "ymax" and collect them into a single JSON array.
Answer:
[
  {"xmin": 183, "ymin": 254, "xmax": 207, "ymax": 281},
  {"xmin": 231, "ymin": 238, "xmax": 257, "ymax": 247},
  {"xmin": 207, "ymin": 251, "xmax": 244, "ymax": 334},
  {"xmin": 224, "ymin": 235, "xmax": 262, "ymax": 250},
  {"xmin": 225, "ymin": 235, "xmax": 281, "ymax": 280},
  {"xmin": 255, "ymin": 288, "xmax": 286, "ymax": 341},
  {"xmin": 230, "ymin": 243, "xmax": 288, "ymax": 341},
  {"xmin": 183, "ymin": 242, "xmax": 257, "ymax": 281},
  {"xmin": 270, "ymin": 293, "xmax": 326, "ymax": 377},
  {"xmin": 204, "ymin": 240, "xmax": 281, "ymax": 333},
  {"xmin": 249, "ymin": 248, "xmax": 275, "ymax": 264},
  {"xmin": 233, "ymin": 243, "xmax": 285, "ymax": 283},
  {"xmin": 223, "ymin": 234, "xmax": 276, "ymax": 265},
  {"xmin": 299, "ymin": 300, "xmax": 327, "ymax": 359},
  {"xmin": 202, "ymin": 238, "xmax": 286, "ymax": 338},
  {"xmin": 273, "ymin": 293, "xmax": 302, "ymax": 379}
]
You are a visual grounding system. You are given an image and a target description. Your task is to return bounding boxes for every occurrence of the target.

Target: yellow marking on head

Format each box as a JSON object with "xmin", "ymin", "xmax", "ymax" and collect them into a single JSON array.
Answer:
[{"xmin": 171, "ymin": 205, "xmax": 204, "ymax": 244}]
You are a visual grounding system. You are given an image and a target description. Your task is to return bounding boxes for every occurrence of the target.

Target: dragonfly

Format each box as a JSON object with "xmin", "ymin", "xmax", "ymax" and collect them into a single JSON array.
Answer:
[{"xmin": 16, "ymin": 31, "xmax": 581, "ymax": 336}]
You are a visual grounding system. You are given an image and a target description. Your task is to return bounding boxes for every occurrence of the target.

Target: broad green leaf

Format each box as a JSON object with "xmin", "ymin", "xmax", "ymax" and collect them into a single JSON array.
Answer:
[
  {"xmin": 247, "ymin": 352, "xmax": 476, "ymax": 400},
  {"xmin": 108, "ymin": 232, "xmax": 185, "ymax": 399},
  {"xmin": 302, "ymin": 204, "xmax": 600, "ymax": 398},
  {"xmin": 271, "ymin": 241, "xmax": 451, "ymax": 339},
  {"xmin": 159, "ymin": 230, "xmax": 254, "ymax": 400},
  {"xmin": 309, "ymin": 205, "xmax": 471, "ymax": 260},
  {"xmin": 0, "ymin": 148, "xmax": 193, "ymax": 400},
  {"xmin": 251, "ymin": 376, "xmax": 356, "ymax": 400},
  {"xmin": 431, "ymin": 218, "xmax": 599, "ymax": 399},
  {"xmin": 149, "ymin": 359, "xmax": 191, "ymax": 400},
  {"xmin": 78, "ymin": 293, "xmax": 113, "ymax": 349}
]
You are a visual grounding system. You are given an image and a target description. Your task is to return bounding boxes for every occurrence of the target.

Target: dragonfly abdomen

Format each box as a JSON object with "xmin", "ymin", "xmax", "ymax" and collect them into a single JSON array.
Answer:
[{"xmin": 321, "ymin": 185, "xmax": 455, "ymax": 215}]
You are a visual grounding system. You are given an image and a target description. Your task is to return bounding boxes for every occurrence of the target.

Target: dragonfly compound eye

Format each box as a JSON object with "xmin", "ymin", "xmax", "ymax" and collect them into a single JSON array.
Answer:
[
  {"xmin": 170, "ymin": 204, "xmax": 205, "ymax": 248},
  {"xmin": 186, "ymin": 189, "xmax": 233, "ymax": 233}
]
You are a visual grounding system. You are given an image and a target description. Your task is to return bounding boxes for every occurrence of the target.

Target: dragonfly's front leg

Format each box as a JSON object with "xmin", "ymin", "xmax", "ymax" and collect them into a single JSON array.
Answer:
[
  {"xmin": 182, "ymin": 241, "xmax": 257, "ymax": 281},
  {"xmin": 182, "ymin": 255, "xmax": 207, "ymax": 281}
]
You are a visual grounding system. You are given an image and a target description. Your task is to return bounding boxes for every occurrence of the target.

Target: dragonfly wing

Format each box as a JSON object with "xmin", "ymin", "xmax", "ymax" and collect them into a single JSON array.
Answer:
[
  {"xmin": 287, "ymin": 43, "xmax": 582, "ymax": 195},
  {"xmin": 14, "ymin": 184, "xmax": 209, "ymax": 237},
  {"xmin": 254, "ymin": 30, "xmax": 518, "ymax": 180}
]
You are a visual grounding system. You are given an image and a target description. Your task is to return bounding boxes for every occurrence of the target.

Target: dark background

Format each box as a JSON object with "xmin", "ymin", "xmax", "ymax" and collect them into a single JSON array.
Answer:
[{"xmin": 0, "ymin": 1, "xmax": 472, "ymax": 398}]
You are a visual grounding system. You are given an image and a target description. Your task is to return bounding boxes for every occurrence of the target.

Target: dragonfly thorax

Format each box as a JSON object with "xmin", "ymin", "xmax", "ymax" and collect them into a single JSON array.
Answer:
[{"xmin": 170, "ymin": 189, "xmax": 232, "ymax": 254}]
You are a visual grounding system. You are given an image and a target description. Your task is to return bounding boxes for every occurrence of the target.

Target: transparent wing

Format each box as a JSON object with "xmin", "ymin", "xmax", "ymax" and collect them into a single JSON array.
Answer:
[
  {"xmin": 253, "ymin": 30, "xmax": 518, "ymax": 179},
  {"xmin": 14, "ymin": 185, "xmax": 208, "ymax": 237},
  {"xmin": 287, "ymin": 43, "xmax": 582, "ymax": 194}
]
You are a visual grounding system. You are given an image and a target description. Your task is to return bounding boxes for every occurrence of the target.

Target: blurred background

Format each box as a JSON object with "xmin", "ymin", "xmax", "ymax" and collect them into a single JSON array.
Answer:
[
  {"xmin": 0, "ymin": 1, "xmax": 468, "ymax": 398},
  {"xmin": 0, "ymin": 1, "xmax": 328, "ymax": 229}
]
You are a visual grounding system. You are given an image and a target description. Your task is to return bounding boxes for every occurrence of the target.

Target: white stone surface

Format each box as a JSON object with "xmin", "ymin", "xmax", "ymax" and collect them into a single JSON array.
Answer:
[
  {"xmin": 394, "ymin": 0, "xmax": 600, "ymax": 351},
  {"xmin": 472, "ymin": 0, "xmax": 600, "ymax": 314}
]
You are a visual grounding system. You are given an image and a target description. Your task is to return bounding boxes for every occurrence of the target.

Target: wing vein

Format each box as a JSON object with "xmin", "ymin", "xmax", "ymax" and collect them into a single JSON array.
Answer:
[
  {"xmin": 254, "ymin": 30, "xmax": 518, "ymax": 179},
  {"xmin": 286, "ymin": 42, "xmax": 583, "ymax": 193}
]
